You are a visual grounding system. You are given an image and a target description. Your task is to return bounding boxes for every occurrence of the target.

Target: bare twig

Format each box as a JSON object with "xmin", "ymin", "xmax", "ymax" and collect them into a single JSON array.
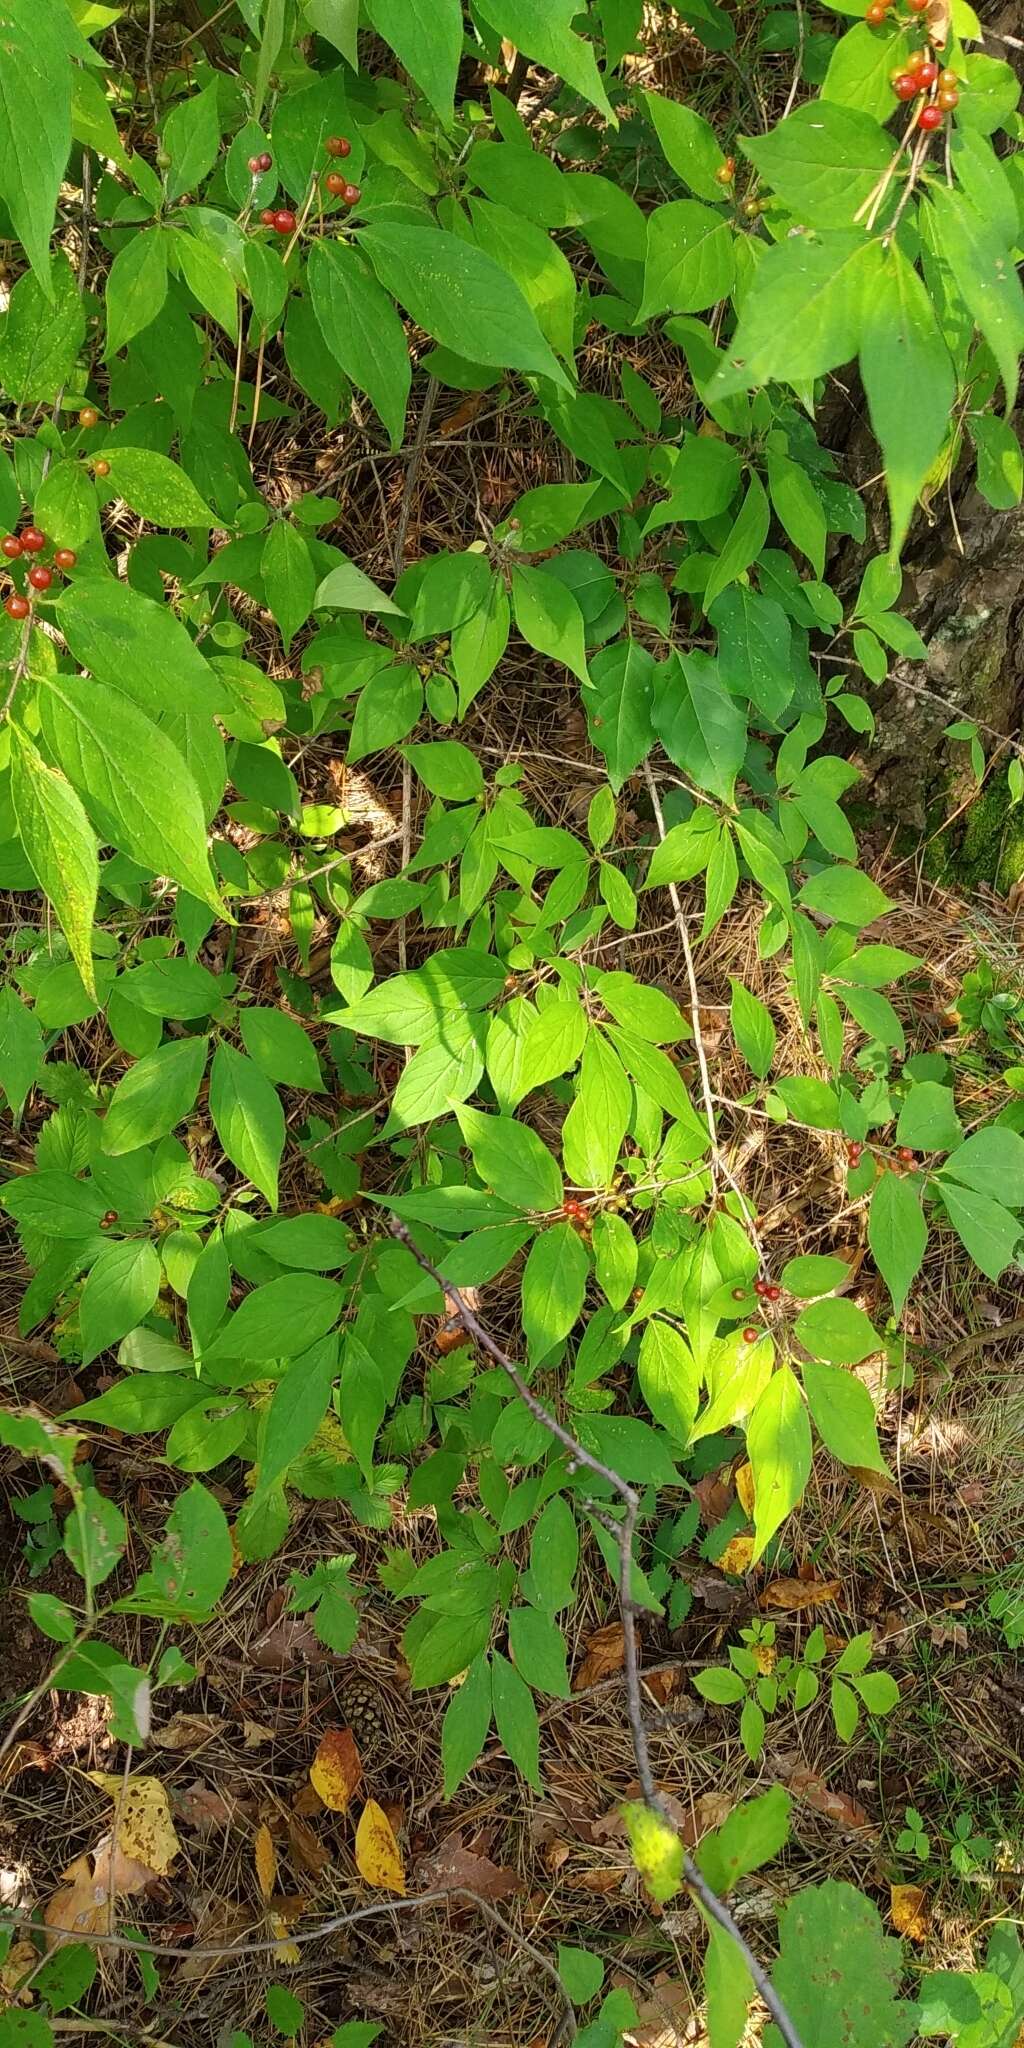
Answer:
[{"xmin": 389, "ymin": 1222, "xmax": 804, "ymax": 2048}]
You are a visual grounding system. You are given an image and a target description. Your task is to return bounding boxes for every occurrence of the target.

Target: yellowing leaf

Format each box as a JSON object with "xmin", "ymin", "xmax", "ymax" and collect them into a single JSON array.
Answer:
[
  {"xmin": 718, "ymin": 1535, "xmax": 755, "ymax": 1577},
  {"xmin": 270, "ymin": 1911, "xmax": 301, "ymax": 1964},
  {"xmin": 309, "ymin": 1727, "xmax": 363, "ymax": 1813},
  {"xmin": 734, "ymin": 1460, "xmax": 755, "ymax": 1519},
  {"xmin": 254, "ymin": 1822, "xmax": 277, "ymax": 1901},
  {"xmin": 84, "ymin": 1773, "xmax": 179, "ymax": 1874},
  {"xmin": 622, "ymin": 1801, "xmax": 683, "ymax": 1904},
  {"xmin": 890, "ymin": 1883, "xmax": 930, "ymax": 1941},
  {"xmin": 354, "ymin": 1799, "xmax": 406, "ymax": 1895}
]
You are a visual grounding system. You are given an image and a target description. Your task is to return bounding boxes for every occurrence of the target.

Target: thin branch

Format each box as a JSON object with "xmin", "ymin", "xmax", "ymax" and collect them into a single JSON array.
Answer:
[{"xmin": 389, "ymin": 1222, "xmax": 805, "ymax": 2048}]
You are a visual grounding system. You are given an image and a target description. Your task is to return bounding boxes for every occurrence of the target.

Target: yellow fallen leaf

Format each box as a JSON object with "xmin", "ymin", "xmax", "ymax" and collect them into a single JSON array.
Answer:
[
  {"xmin": 355, "ymin": 1799, "xmax": 405, "ymax": 1895},
  {"xmin": 734, "ymin": 1461, "xmax": 755, "ymax": 1519},
  {"xmin": 45, "ymin": 1836, "xmax": 156, "ymax": 1942},
  {"xmin": 890, "ymin": 1883, "xmax": 930, "ymax": 1941},
  {"xmin": 254, "ymin": 1823, "xmax": 277, "ymax": 1901},
  {"xmin": 718, "ymin": 1535, "xmax": 755, "ymax": 1577},
  {"xmin": 270, "ymin": 1911, "xmax": 301, "ymax": 1965},
  {"xmin": 84, "ymin": 1774, "xmax": 179, "ymax": 1875},
  {"xmin": 309, "ymin": 1727, "xmax": 362, "ymax": 1813}
]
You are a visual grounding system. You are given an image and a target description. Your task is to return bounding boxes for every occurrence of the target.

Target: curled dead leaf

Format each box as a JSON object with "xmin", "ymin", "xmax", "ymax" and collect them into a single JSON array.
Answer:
[
  {"xmin": 890, "ymin": 1883, "xmax": 930, "ymax": 1941},
  {"xmin": 288, "ymin": 1812, "xmax": 332, "ymax": 1880},
  {"xmin": 355, "ymin": 1799, "xmax": 405, "ymax": 1895},
  {"xmin": 309, "ymin": 1726, "xmax": 362, "ymax": 1813},
  {"xmin": 415, "ymin": 1832, "xmax": 521, "ymax": 1902},
  {"xmin": 150, "ymin": 1712, "xmax": 227, "ymax": 1752},
  {"xmin": 174, "ymin": 1780, "xmax": 254, "ymax": 1834},
  {"xmin": 786, "ymin": 1769, "xmax": 875, "ymax": 1833},
  {"xmin": 45, "ymin": 1835, "xmax": 158, "ymax": 1942},
  {"xmin": 761, "ymin": 1577, "xmax": 842, "ymax": 1612},
  {"xmin": 179, "ymin": 1899, "xmax": 256, "ymax": 1983},
  {"xmin": 84, "ymin": 1774, "xmax": 180, "ymax": 1874},
  {"xmin": 254, "ymin": 1822, "xmax": 277, "ymax": 1902},
  {"xmin": 925, "ymin": 0, "xmax": 949, "ymax": 45},
  {"xmin": 573, "ymin": 1621, "xmax": 628, "ymax": 1690}
]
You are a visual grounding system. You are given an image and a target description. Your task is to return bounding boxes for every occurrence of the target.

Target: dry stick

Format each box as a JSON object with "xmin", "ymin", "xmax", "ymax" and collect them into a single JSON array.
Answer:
[
  {"xmin": 642, "ymin": 761, "xmax": 766, "ymax": 1269},
  {"xmin": 389, "ymin": 1222, "xmax": 805, "ymax": 2048}
]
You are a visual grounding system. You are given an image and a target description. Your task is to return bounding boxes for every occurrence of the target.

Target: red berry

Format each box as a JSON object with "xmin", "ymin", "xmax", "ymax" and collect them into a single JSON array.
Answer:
[
  {"xmin": 20, "ymin": 527, "xmax": 46, "ymax": 554},
  {"xmin": 260, "ymin": 208, "xmax": 277, "ymax": 226},
  {"xmin": 897, "ymin": 1146, "xmax": 915, "ymax": 1163},
  {"xmin": 54, "ymin": 548, "xmax": 77, "ymax": 570},
  {"xmin": 1, "ymin": 535, "xmax": 22, "ymax": 559},
  {"xmin": 915, "ymin": 59, "xmax": 938, "ymax": 86},
  {"xmin": 342, "ymin": 182, "xmax": 361, "ymax": 205},
  {"xmin": 259, "ymin": 151, "xmax": 273, "ymax": 171},
  {"xmin": 907, "ymin": 0, "xmax": 929, "ymax": 10},
  {"xmin": 742, "ymin": 1327, "xmax": 760, "ymax": 1344},
  {"xmin": 937, "ymin": 87, "xmax": 958, "ymax": 109},
  {"xmin": 754, "ymin": 1278, "xmax": 769, "ymax": 1297},
  {"xmin": 78, "ymin": 405, "xmax": 99, "ymax": 429},
  {"xmin": 94, "ymin": 458, "xmax": 110, "ymax": 478},
  {"xmin": 919, "ymin": 103, "xmax": 944, "ymax": 128},
  {"xmin": 247, "ymin": 154, "xmax": 262, "ymax": 172},
  {"xmin": 731, "ymin": 1286, "xmax": 746, "ymax": 1301},
  {"xmin": 325, "ymin": 171, "xmax": 346, "ymax": 195},
  {"xmin": 325, "ymin": 135, "xmax": 351, "ymax": 158},
  {"xmin": 273, "ymin": 209, "xmax": 296, "ymax": 234},
  {"xmin": 865, "ymin": 3, "xmax": 887, "ymax": 23},
  {"xmin": 28, "ymin": 564, "xmax": 52, "ymax": 590},
  {"xmin": 893, "ymin": 73, "xmax": 918, "ymax": 99},
  {"xmin": 5, "ymin": 594, "xmax": 30, "ymax": 620},
  {"xmin": 767, "ymin": 1285, "xmax": 783, "ymax": 1302}
]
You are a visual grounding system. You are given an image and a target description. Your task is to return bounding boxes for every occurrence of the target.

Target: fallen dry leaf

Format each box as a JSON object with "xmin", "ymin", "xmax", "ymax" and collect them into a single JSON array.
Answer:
[
  {"xmin": 84, "ymin": 1774, "xmax": 180, "ymax": 1874},
  {"xmin": 694, "ymin": 1471, "xmax": 733, "ymax": 1527},
  {"xmin": 734, "ymin": 1461, "xmax": 755, "ymax": 1519},
  {"xmin": 174, "ymin": 1780, "xmax": 254, "ymax": 1833},
  {"xmin": 269, "ymin": 1909, "xmax": 302, "ymax": 1965},
  {"xmin": 288, "ymin": 1812, "xmax": 332, "ymax": 1880},
  {"xmin": 254, "ymin": 1822, "xmax": 277, "ymax": 1901},
  {"xmin": 573, "ymin": 1621, "xmax": 627, "ymax": 1690},
  {"xmin": 786, "ymin": 1769, "xmax": 875, "ymax": 1833},
  {"xmin": 355, "ymin": 1799, "xmax": 405, "ymax": 1895},
  {"xmin": 252, "ymin": 1614, "xmax": 323, "ymax": 1669},
  {"xmin": 624, "ymin": 1971, "xmax": 694, "ymax": 2047},
  {"xmin": 45, "ymin": 1836, "xmax": 158, "ymax": 1941},
  {"xmin": 718, "ymin": 1535, "xmax": 755, "ymax": 1577},
  {"xmin": 151, "ymin": 1712, "xmax": 228, "ymax": 1752},
  {"xmin": 890, "ymin": 1883, "xmax": 930, "ymax": 1941},
  {"xmin": 761, "ymin": 1577, "xmax": 842, "ymax": 1613},
  {"xmin": 241, "ymin": 1719, "xmax": 276, "ymax": 1747},
  {"xmin": 309, "ymin": 1727, "xmax": 362, "ymax": 1813},
  {"xmin": 416, "ymin": 1832, "xmax": 521, "ymax": 1902},
  {"xmin": 179, "ymin": 1900, "xmax": 255, "ymax": 1983}
]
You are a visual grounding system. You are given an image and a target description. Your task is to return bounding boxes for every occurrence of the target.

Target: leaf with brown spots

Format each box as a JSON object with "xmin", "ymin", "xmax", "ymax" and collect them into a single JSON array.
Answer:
[
  {"xmin": 309, "ymin": 1726, "xmax": 363, "ymax": 1812},
  {"xmin": 890, "ymin": 1883, "xmax": 930, "ymax": 1941},
  {"xmin": 84, "ymin": 1774, "xmax": 180, "ymax": 1874},
  {"xmin": 760, "ymin": 1576, "xmax": 842, "ymax": 1612},
  {"xmin": 718, "ymin": 1535, "xmax": 755, "ymax": 1577}
]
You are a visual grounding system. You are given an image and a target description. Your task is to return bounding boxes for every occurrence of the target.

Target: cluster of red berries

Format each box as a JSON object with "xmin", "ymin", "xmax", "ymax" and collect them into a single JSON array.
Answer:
[
  {"xmin": 260, "ymin": 207, "xmax": 297, "ymax": 234},
  {"xmin": 865, "ymin": 0, "xmax": 928, "ymax": 22},
  {"xmin": 847, "ymin": 1140, "xmax": 864, "ymax": 1168},
  {"xmin": 323, "ymin": 136, "xmax": 360, "ymax": 206},
  {"xmin": 99, "ymin": 1209, "xmax": 119, "ymax": 1230},
  {"xmin": 891, "ymin": 55, "xmax": 960, "ymax": 124},
  {"xmin": 2, "ymin": 526, "xmax": 77, "ymax": 619},
  {"xmin": 247, "ymin": 150, "xmax": 273, "ymax": 174},
  {"xmin": 754, "ymin": 1277, "xmax": 783, "ymax": 1303},
  {"xmin": 563, "ymin": 1197, "xmax": 590, "ymax": 1231}
]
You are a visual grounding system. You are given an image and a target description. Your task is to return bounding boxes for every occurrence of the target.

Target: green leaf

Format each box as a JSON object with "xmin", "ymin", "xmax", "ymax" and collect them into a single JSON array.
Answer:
[
  {"xmin": 205, "ymin": 1275, "xmax": 343, "ymax": 1364},
  {"xmin": 208, "ymin": 1044, "xmax": 285, "ymax": 1210},
  {"xmin": 802, "ymin": 1360, "xmax": 886, "ymax": 1472},
  {"xmin": 358, "ymin": 221, "xmax": 569, "ymax": 387},
  {"xmin": 694, "ymin": 1666, "xmax": 748, "ymax": 1704},
  {"xmin": 766, "ymin": 1880, "xmax": 916, "ymax": 2048},
  {"xmin": 638, "ymin": 1318, "xmax": 700, "ymax": 1443},
  {"xmin": 644, "ymin": 90, "xmax": 728, "ymax": 200},
  {"xmin": 256, "ymin": 1336, "xmax": 338, "ymax": 1496},
  {"xmin": 308, "ymin": 239, "xmax": 410, "ymax": 451},
  {"xmin": 939, "ymin": 1182, "xmax": 1022, "ymax": 1282},
  {"xmin": 639, "ymin": 199, "xmax": 735, "ymax": 321},
  {"xmin": 404, "ymin": 741, "xmax": 484, "ymax": 801},
  {"xmin": 96, "ymin": 446, "xmax": 216, "ymax": 528},
  {"xmin": 711, "ymin": 586, "xmax": 793, "ymax": 722},
  {"xmin": 364, "ymin": 0, "xmax": 462, "ymax": 123},
  {"xmin": 748, "ymin": 1364, "xmax": 812, "ymax": 1561},
  {"xmin": 338, "ymin": 951, "xmax": 505, "ymax": 1044},
  {"xmin": 114, "ymin": 1481, "xmax": 232, "ymax": 1620},
  {"xmin": 40, "ymin": 673, "xmax": 223, "ymax": 917},
  {"xmin": 175, "ymin": 230, "xmax": 238, "ymax": 341},
  {"xmin": 512, "ymin": 563, "xmax": 589, "ymax": 683},
  {"xmin": 508, "ymin": 1606, "xmax": 571, "ymax": 1698},
  {"xmin": 0, "ymin": 255, "xmax": 84, "ymax": 403},
  {"xmin": 102, "ymin": 1035, "xmax": 209, "ymax": 1155},
  {"xmin": 558, "ymin": 1946, "xmax": 605, "ymax": 2004},
  {"xmin": 105, "ymin": 229, "xmax": 169, "ymax": 356},
  {"xmin": 703, "ymin": 473, "xmax": 770, "ymax": 612},
  {"xmin": 162, "ymin": 78, "xmax": 221, "ymax": 201},
  {"xmin": 583, "ymin": 640, "xmax": 655, "ymax": 791},
  {"xmin": 561, "ymin": 1030, "xmax": 631, "ymax": 1189},
  {"xmin": 859, "ymin": 245, "xmax": 955, "ymax": 554},
  {"xmin": 868, "ymin": 1171, "xmax": 926, "ymax": 1316},
  {"xmin": 729, "ymin": 979, "xmax": 776, "ymax": 1079},
  {"xmin": 794, "ymin": 1297, "xmax": 879, "ymax": 1365},
  {"xmin": 930, "ymin": 185, "xmax": 1023, "ymax": 412},
  {"xmin": 699, "ymin": 1785, "xmax": 792, "ymax": 1891},
  {"xmin": 491, "ymin": 1648, "xmax": 542, "ymax": 1790},
  {"xmin": 79, "ymin": 1239, "xmax": 162, "ymax": 1367},
  {"xmin": 654, "ymin": 651, "xmax": 746, "ymax": 803},
  {"xmin": 821, "ymin": 19, "xmax": 915, "ymax": 118},
  {"xmin": 895, "ymin": 1081, "xmax": 962, "ymax": 1152},
  {"xmin": 56, "ymin": 574, "xmax": 227, "ymax": 723},
  {"xmin": 0, "ymin": 988, "xmax": 44, "ymax": 1118},
  {"xmin": 797, "ymin": 865, "xmax": 891, "ymax": 927},
  {"xmin": 940, "ymin": 1126, "xmax": 1024, "ymax": 1203},
  {"xmin": 456, "ymin": 1104, "xmax": 562, "ymax": 1212},
  {"xmin": 472, "ymin": 0, "xmax": 614, "ymax": 121},
  {"xmin": 34, "ymin": 460, "xmax": 99, "ymax": 553},
  {"xmin": 239, "ymin": 1006, "xmax": 323, "ymax": 1091},
  {"xmin": 442, "ymin": 1651, "xmax": 492, "ymax": 1796},
  {"xmin": 970, "ymin": 414, "xmax": 1024, "ymax": 511},
  {"xmin": 710, "ymin": 233, "xmax": 876, "ymax": 396},
  {"xmin": 260, "ymin": 521, "xmax": 316, "ymax": 650},
  {"xmin": 348, "ymin": 665, "xmax": 423, "ymax": 760},
  {"xmin": 766, "ymin": 453, "xmax": 826, "ymax": 579},
  {"xmin": 10, "ymin": 728, "xmax": 99, "ymax": 1000},
  {"xmin": 521, "ymin": 1221, "xmax": 589, "ymax": 1359},
  {"xmin": 742, "ymin": 101, "xmax": 893, "ymax": 227},
  {"xmin": 0, "ymin": 0, "xmax": 72, "ymax": 286}
]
